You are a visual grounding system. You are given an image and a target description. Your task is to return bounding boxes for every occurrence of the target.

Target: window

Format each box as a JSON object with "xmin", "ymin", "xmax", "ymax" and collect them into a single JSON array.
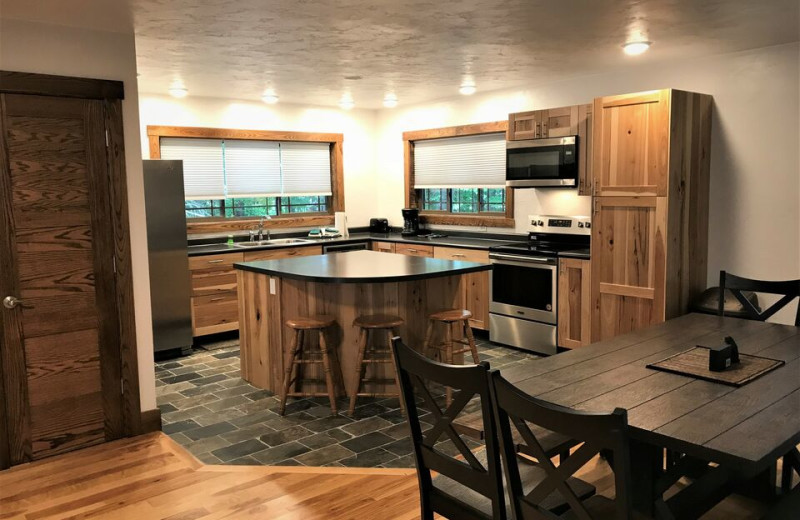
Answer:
[
  {"xmin": 421, "ymin": 188, "xmax": 506, "ymax": 214},
  {"xmin": 404, "ymin": 122, "xmax": 513, "ymax": 227},
  {"xmin": 156, "ymin": 131, "xmax": 339, "ymax": 220}
]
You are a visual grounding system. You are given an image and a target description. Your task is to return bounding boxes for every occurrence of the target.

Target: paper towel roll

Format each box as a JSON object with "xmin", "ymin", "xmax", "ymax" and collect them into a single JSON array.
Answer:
[{"xmin": 334, "ymin": 212, "xmax": 348, "ymax": 237}]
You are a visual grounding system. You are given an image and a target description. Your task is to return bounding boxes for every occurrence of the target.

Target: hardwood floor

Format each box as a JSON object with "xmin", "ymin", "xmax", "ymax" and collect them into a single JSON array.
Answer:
[{"xmin": 0, "ymin": 432, "xmax": 775, "ymax": 519}]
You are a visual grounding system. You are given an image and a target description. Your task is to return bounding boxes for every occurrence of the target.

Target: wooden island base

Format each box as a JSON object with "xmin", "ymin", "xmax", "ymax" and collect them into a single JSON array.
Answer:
[{"xmin": 237, "ymin": 270, "xmax": 466, "ymax": 396}]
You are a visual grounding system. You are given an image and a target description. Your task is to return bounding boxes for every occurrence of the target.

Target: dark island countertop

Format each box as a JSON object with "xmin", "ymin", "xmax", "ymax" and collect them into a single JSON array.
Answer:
[{"xmin": 234, "ymin": 249, "xmax": 492, "ymax": 283}]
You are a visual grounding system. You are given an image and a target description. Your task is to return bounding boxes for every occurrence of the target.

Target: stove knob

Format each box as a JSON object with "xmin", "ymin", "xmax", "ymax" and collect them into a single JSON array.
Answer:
[
  {"xmin": 537, "ymin": 220, "xmax": 544, "ymax": 226},
  {"xmin": 585, "ymin": 222, "xmax": 591, "ymax": 229},
  {"xmin": 531, "ymin": 221, "xmax": 538, "ymax": 226},
  {"xmin": 577, "ymin": 222, "xmax": 584, "ymax": 228}
]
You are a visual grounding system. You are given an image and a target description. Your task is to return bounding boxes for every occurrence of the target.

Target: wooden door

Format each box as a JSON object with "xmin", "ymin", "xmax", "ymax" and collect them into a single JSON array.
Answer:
[
  {"xmin": 557, "ymin": 258, "xmax": 591, "ymax": 348},
  {"xmin": 541, "ymin": 105, "xmax": 578, "ymax": 138},
  {"xmin": 0, "ymin": 93, "xmax": 124, "ymax": 463},
  {"xmin": 590, "ymin": 197, "xmax": 667, "ymax": 341},
  {"xmin": 592, "ymin": 90, "xmax": 670, "ymax": 197}
]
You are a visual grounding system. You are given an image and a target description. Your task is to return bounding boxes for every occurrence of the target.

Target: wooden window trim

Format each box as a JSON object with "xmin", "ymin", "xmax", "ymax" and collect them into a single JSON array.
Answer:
[
  {"xmin": 147, "ymin": 125, "xmax": 344, "ymax": 235},
  {"xmin": 403, "ymin": 121, "xmax": 514, "ymax": 228}
]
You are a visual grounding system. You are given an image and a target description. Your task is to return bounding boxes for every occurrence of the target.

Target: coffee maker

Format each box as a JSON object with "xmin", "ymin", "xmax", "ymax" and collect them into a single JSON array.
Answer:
[{"xmin": 401, "ymin": 208, "xmax": 421, "ymax": 236}]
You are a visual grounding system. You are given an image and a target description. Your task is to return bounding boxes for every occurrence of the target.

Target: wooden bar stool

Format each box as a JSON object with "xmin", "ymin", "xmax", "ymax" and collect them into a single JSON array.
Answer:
[
  {"xmin": 423, "ymin": 309, "xmax": 480, "ymax": 406},
  {"xmin": 348, "ymin": 314, "xmax": 405, "ymax": 416},
  {"xmin": 279, "ymin": 315, "xmax": 339, "ymax": 416}
]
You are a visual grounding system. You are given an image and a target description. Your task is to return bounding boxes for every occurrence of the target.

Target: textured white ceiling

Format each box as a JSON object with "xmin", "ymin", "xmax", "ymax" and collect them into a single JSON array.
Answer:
[{"xmin": 2, "ymin": 0, "xmax": 798, "ymax": 108}]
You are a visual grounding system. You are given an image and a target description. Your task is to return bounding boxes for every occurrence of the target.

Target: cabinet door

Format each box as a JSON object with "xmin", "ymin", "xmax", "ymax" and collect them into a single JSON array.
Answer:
[
  {"xmin": 592, "ymin": 90, "xmax": 670, "ymax": 196},
  {"xmin": 557, "ymin": 258, "xmax": 591, "ymax": 348},
  {"xmin": 576, "ymin": 103, "xmax": 593, "ymax": 196},
  {"xmin": 434, "ymin": 247, "xmax": 490, "ymax": 330},
  {"xmin": 371, "ymin": 241, "xmax": 396, "ymax": 253},
  {"xmin": 508, "ymin": 110, "xmax": 543, "ymax": 140},
  {"xmin": 192, "ymin": 291, "xmax": 239, "ymax": 336},
  {"xmin": 591, "ymin": 197, "xmax": 666, "ymax": 341},
  {"xmin": 541, "ymin": 105, "xmax": 578, "ymax": 138}
]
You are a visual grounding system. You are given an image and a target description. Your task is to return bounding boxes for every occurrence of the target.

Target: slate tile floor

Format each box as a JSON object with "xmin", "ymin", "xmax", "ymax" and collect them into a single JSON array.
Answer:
[{"xmin": 156, "ymin": 333, "xmax": 538, "ymax": 467}]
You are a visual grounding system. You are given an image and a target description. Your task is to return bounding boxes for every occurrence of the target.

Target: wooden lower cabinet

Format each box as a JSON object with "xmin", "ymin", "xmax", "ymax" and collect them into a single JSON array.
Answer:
[
  {"xmin": 189, "ymin": 246, "xmax": 322, "ymax": 336},
  {"xmin": 433, "ymin": 246, "xmax": 490, "ymax": 330},
  {"xmin": 371, "ymin": 241, "xmax": 396, "ymax": 253},
  {"xmin": 557, "ymin": 258, "xmax": 592, "ymax": 348}
]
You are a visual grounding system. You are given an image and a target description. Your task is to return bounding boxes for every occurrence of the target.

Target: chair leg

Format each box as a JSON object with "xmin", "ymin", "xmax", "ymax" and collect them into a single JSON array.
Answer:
[
  {"xmin": 279, "ymin": 329, "xmax": 301, "ymax": 416},
  {"xmin": 388, "ymin": 328, "xmax": 404, "ymax": 412},
  {"xmin": 463, "ymin": 320, "xmax": 479, "ymax": 364},
  {"xmin": 422, "ymin": 320, "xmax": 435, "ymax": 360},
  {"xmin": 444, "ymin": 323, "xmax": 454, "ymax": 406},
  {"xmin": 348, "ymin": 327, "xmax": 368, "ymax": 416},
  {"xmin": 319, "ymin": 329, "xmax": 338, "ymax": 415}
]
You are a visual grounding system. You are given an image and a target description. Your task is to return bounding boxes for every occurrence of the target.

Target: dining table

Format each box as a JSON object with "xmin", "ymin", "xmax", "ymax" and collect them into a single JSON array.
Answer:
[{"xmin": 455, "ymin": 313, "xmax": 800, "ymax": 518}]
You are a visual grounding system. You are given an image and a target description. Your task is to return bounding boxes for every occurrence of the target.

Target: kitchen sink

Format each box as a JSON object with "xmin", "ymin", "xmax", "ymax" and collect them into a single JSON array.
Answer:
[{"xmin": 234, "ymin": 238, "xmax": 315, "ymax": 248}]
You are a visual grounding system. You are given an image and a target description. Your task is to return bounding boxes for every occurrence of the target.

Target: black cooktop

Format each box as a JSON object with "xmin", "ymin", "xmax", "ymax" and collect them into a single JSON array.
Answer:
[{"xmin": 490, "ymin": 232, "xmax": 590, "ymax": 257}]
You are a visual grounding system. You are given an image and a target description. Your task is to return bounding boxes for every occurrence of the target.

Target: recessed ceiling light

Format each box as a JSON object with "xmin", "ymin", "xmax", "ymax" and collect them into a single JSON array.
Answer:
[
  {"xmin": 262, "ymin": 91, "xmax": 279, "ymax": 104},
  {"xmin": 338, "ymin": 95, "xmax": 355, "ymax": 110},
  {"xmin": 623, "ymin": 41, "xmax": 651, "ymax": 56},
  {"xmin": 459, "ymin": 82, "xmax": 476, "ymax": 96},
  {"xmin": 168, "ymin": 86, "xmax": 188, "ymax": 98},
  {"xmin": 383, "ymin": 93, "xmax": 398, "ymax": 108}
]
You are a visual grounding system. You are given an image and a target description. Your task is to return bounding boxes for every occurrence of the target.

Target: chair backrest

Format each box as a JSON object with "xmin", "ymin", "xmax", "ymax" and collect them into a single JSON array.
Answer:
[
  {"xmin": 719, "ymin": 271, "xmax": 800, "ymax": 326},
  {"xmin": 488, "ymin": 370, "xmax": 633, "ymax": 520},
  {"xmin": 391, "ymin": 337, "xmax": 506, "ymax": 520}
]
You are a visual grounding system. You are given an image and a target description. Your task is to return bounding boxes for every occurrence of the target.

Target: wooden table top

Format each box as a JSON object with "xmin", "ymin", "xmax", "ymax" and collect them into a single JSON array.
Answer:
[{"xmin": 458, "ymin": 313, "xmax": 800, "ymax": 473}]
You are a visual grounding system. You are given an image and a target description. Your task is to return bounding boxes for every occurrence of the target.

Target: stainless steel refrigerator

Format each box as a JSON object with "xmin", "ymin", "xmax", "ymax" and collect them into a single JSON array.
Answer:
[{"xmin": 143, "ymin": 160, "xmax": 194, "ymax": 356}]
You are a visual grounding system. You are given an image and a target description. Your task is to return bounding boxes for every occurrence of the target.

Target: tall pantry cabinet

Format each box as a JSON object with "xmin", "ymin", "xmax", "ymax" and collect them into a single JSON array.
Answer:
[{"xmin": 589, "ymin": 89, "xmax": 713, "ymax": 341}]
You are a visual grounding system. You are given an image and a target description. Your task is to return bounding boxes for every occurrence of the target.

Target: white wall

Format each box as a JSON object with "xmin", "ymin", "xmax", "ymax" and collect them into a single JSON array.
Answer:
[
  {"xmin": 0, "ymin": 19, "xmax": 157, "ymax": 410},
  {"xmin": 375, "ymin": 43, "xmax": 800, "ymax": 321},
  {"xmin": 138, "ymin": 95, "xmax": 378, "ymax": 228}
]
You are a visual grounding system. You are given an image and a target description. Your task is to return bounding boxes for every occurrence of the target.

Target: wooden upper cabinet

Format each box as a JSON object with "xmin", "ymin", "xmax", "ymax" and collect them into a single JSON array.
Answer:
[
  {"xmin": 592, "ymin": 90, "xmax": 671, "ymax": 197},
  {"xmin": 507, "ymin": 110, "xmax": 542, "ymax": 140}
]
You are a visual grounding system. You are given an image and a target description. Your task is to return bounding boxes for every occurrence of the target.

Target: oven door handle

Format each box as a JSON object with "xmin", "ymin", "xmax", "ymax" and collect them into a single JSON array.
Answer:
[{"xmin": 489, "ymin": 253, "xmax": 556, "ymax": 265}]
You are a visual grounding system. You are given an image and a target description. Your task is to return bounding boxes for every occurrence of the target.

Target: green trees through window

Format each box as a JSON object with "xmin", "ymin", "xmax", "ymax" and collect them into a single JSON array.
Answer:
[
  {"xmin": 185, "ymin": 196, "xmax": 327, "ymax": 219},
  {"xmin": 420, "ymin": 188, "xmax": 505, "ymax": 214}
]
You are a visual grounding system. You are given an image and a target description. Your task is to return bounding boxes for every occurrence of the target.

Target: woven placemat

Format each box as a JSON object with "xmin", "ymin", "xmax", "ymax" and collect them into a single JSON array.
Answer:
[{"xmin": 647, "ymin": 347, "xmax": 784, "ymax": 387}]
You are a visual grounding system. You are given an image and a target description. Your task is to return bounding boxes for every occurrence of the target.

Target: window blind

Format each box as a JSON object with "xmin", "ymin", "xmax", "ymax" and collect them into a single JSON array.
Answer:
[
  {"xmin": 279, "ymin": 142, "xmax": 333, "ymax": 196},
  {"xmin": 160, "ymin": 138, "xmax": 225, "ymax": 199},
  {"xmin": 224, "ymin": 140, "xmax": 282, "ymax": 197},
  {"xmin": 413, "ymin": 133, "xmax": 506, "ymax": 188}
]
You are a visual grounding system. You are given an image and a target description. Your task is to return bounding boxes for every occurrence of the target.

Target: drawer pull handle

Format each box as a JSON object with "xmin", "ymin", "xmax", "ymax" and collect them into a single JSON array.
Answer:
[
  {"xmin": 208, "ymin": 259, "xmax": 225, "ymax": 264},
  {"xmin": 209, "ymin": 297, "xmax": 226, "ymax": 302},
  {"xmin": 452, "ymin": 254, "xmax": 465, "ymax": 258},
  {"xmin": 407, "ymin": 249, "xmax": 418, "ymax": 252}
]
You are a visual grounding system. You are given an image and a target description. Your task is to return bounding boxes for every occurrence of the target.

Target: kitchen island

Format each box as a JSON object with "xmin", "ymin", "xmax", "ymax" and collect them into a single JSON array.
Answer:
[{"xmin": 234, "ymin": 250, "xmax": 492, "ymax": 395}]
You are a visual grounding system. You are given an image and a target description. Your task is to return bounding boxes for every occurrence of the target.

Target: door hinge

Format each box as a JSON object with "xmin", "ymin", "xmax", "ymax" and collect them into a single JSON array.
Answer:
[{"xmin": 105, "ymin": 129, "xmax": 109, "ymax": 147}]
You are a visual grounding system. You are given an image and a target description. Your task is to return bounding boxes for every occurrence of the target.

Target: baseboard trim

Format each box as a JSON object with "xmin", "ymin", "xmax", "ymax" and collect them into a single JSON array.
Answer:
[{"xmin": 140, "ymin": 409, "xmax": 162, "ymax": 434}]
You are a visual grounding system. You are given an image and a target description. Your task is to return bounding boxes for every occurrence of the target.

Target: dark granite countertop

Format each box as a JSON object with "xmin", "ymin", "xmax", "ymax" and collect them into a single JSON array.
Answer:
[
  {"xmin": 234, "ymin": 250, "xmax": 492, "ymax": 283},
  {"xmin": 187, "ymin": 231, "xmax": 523, "ymax": 257}
]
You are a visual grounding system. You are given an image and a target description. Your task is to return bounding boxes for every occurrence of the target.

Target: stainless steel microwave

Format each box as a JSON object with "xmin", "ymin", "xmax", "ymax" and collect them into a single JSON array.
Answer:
[{"xmin": 506, "ymin": 136, "xmax": 578, "ymax": 188}]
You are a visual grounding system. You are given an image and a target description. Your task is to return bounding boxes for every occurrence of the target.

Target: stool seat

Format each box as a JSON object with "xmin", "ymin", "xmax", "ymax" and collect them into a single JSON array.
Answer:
[
  {"xmin": 429, "ymin": 309, "xmax": 473, "ymax": 322},
  {"xmin": 286, "ymin": 315, "xmax": 336, "ymax": 329},
  {"xmin": 353, "ymin": 314, "xmax": 405, "ymax": 329}
]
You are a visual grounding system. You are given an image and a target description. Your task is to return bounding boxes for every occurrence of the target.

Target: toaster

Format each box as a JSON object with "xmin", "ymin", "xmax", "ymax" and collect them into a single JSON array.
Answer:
[{"xmin": 369, "ymin": 218, "xmax": 390, "ymax": 234}]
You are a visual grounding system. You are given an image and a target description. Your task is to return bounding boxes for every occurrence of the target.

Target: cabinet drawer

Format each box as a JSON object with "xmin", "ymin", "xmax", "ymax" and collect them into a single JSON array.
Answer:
[
  {"xmin": 192, "ymin": 290, "xmax": 239, "ymax": 335},
  {"xmin": 433, "ymin": 246, "xmax": 489, "ymax": 264},
  {"xmin": 372, "ymin": 241, "xmax": 396, "ymax": 253},
  {"xmin": 243, "ymin": 245, "xmax": 322, "ymax": 261},
  {"xmin": 395, "ymin": 243, "xmax": 434, "ymax": 257},
  {"xmin": 189, "ymin": 252, "xmax": 244, "ymax": 271},
  {"xmin": 191, "ymin": 269, "xmax": 237, "ymax": 296}
]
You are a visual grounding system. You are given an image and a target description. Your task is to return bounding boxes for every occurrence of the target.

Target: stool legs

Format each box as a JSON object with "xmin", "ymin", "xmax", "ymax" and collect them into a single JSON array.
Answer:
[
  {"xmin": 319, "ymin": 329, "xmax": 338, "ymax": 415},
  {"xmin": 348, "ymin": 328, "xmax": 369, "ymax": 416},
  {"xmin": 423, "ymin": 316, "xmax": 480, "ymax": 407},
  {"xmin": 387, "ymin": 328, "xmax": 405, "ymax": 413},
  {"xmin": 444, "ymin": 323, "xmax": 454, "ymax": 406},
  {"xmin": 463, "ymin": 320, "xmax": 480, "ymax": 364},
  {"xmin": 279, "ymin": 329, "xmax": 302, "ymax": 416}
]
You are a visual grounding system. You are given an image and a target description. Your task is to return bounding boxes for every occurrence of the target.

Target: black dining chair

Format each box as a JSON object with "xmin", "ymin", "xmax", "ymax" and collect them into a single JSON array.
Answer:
[
  {"xmin": 489, "ymin": 370, "xmax": 636, "ymax": 520},
  {"xmin": 718, "ymin": 271, "xmax": 800, "ymax": 492},
  {"xmin": 718, "ymin": 271, "xmax": 800, "ymax": 326},
  {"xmin": 391, "ymin": 338, "xmax": 595, "ymax": 520}
]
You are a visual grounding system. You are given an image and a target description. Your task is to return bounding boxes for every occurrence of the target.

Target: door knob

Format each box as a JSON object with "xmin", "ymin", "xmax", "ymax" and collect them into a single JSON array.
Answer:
[{"xmin": 2, "ymin": 296, "xmax": 25, "ymax": 309}]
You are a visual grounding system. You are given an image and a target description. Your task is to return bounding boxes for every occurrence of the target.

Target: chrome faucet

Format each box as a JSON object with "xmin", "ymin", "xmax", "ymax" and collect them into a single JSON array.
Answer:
[{"xmin": 258, "ymin": 215, "xmax": 271, "ymax": 241}]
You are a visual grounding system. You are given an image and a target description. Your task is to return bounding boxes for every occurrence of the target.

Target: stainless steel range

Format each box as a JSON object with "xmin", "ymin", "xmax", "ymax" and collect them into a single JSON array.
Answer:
[{"xmin": 489, "ymin": 214, "xmax": 591, "ymax": 355}]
